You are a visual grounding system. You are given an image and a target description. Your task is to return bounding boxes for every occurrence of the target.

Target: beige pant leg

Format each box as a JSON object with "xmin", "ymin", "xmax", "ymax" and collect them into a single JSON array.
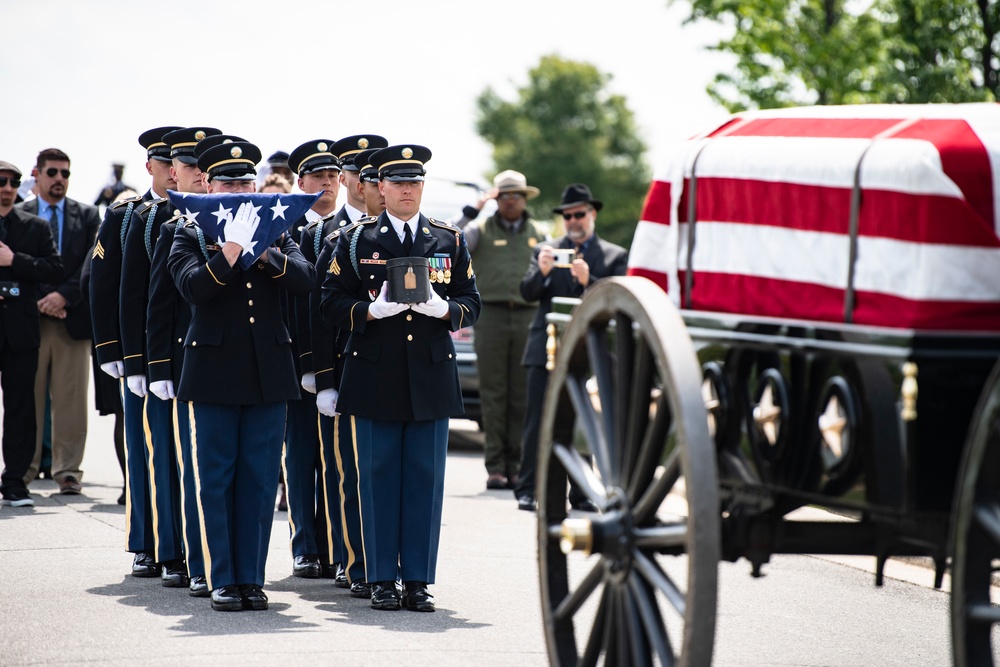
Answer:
[{"xmin": 47, "ymin": 320, "xmax": 90, "ymax": 482}]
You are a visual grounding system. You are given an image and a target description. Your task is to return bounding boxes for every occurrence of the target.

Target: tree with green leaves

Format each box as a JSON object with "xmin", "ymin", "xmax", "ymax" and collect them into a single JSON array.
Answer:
[
  {"xmin": 475, "ymin": 54, "xmax": 650, "ymax": 250},
  {"xmin": 675, "ymin": 0, "xmax": 997, "ymax": 111}
]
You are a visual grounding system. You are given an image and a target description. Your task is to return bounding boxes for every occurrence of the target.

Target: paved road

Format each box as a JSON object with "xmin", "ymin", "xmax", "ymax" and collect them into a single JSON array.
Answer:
[{"xmin": 1, "ymin": 411, "xmax": 994, "ymax": 666}]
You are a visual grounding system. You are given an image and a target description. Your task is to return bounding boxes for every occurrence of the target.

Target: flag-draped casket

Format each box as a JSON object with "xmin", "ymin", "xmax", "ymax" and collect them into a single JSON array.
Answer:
[{"xmin": 627, "ymin": 104, "xmax": 1000, "ymax": 331}]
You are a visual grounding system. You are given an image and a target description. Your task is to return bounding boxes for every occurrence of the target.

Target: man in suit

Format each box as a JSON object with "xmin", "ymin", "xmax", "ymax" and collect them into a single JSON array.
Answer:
[
  {"xmin": 320, "ymin": 144, "xmax": 482, "ymax": 612},
  {"xmin": 0, "ymin": 160, "xmax": 64, "ymax": 507},
  {"xmin": 168, "ymin": 140, "xmax": 316, "ymax": 612},
  {"xmin": 513, "ymin": 183, "xmax": 629, "ymax": 512},
  {"xmin": 90, "ymin": 126, "xmax": 180, "ymax": 577},
  {"xmin": 19, "ymin": 148, "xmax": 101, "ymax": 494}
]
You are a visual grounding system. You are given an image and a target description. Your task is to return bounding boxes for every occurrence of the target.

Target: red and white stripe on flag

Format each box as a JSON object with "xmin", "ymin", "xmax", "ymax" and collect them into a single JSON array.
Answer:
[{"xmin": 628, "ymin": 103, "xmax": 1000, "ymax": 331}]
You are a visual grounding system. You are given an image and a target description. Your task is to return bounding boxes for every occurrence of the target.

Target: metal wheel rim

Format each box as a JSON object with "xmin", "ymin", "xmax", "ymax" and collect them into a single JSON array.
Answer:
[{"xmin": 537, "ymin": 277, "xmax": 720, "ymax": 667}]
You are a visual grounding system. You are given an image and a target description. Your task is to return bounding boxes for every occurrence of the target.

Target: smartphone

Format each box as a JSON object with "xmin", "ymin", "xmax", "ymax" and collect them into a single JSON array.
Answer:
[
  {"xmin": 0, "ymin": 281, "xmax": 20, "ymax": 298},
  {"xmin": 552, "ymin": 249, "xmax": 576, "ymax": 268}
]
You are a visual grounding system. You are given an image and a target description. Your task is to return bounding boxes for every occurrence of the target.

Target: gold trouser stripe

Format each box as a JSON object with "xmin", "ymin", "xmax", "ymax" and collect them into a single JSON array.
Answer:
[
  {"xmin": 143, "ymin": 396, "xmax": 161, "ymax": 562},
  {"xmin": 351, "ymin": 416, "xmax": 368, "ymax": 579},
  {"xmin": 332, "ymin": 414, "xmax": 356, "ymax": 575},
  {"xmin": 189, "ymin": 402, "xmax": 214, "ymax": 590},
  {"xmin": 282, "ymin": 442, "xmax": 296, "ymax": 555},
  {"xmin": 317, "ymin": 414, "xmax": 335, "ymax": 564},
  {"xmin": 172, "ymin": 399, "xmax": 190, "ymax": 571},
  {"xmin": 121, "ymin": 379, "xmax": 132, "ymax": 549}
]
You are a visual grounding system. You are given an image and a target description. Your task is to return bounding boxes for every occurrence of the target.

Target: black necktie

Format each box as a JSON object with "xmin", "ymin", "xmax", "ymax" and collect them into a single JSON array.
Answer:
[
  {"xmin": 48, "ymin": 205, "xmax": 60, "ymax": 253},
  {"xmin": 402, "ymin": 224, "xmax": 413, "ymax": 255}
]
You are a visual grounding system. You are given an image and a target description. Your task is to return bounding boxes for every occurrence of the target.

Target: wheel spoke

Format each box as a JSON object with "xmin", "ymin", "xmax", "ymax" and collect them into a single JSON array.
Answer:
[
  {"xmin": 566, "ymin": 373, "xmax": 612, "ymax": 486},
  {"xmin": 622, "ymin": 324, "xmax": 655, "ymax": 486},
  {"xmin": 587, "ymin": 326, "xmax": 618, "ymax": 485},
  {"xmin": 613, "ymin": 313, "xmax": 636, "ymax": 480},
  {"xmin": 632, "ymin": 447, "xmax": 680, "ymax": 526},
  {"xmin": 973, "ymin": 500, "xmax": 1000, "ymax": 546},
  {"xmin": 633, "ymin": 548, "xmax": 687, "ymax": 617},
  {"xmin": 628, "ymin": 571, "xmax": 675, "ymax": 667},
  {"xmin": 621, "ymin": 585, "xmax": 651, "ymax": 667},
  {"xmin": 627, "ymin": 392, "xmax": 673, "ymax": 504},
  {"xmin": 581, "ymin": 586, "xmax": 611, "ymax": 667},
  {"xmin": 966, "ymin": 602, "xmax": 1000, "ymax": 623},
  {"xmin": 552, "ymin": 442, "xmax": 608, "ymax": 511},
  {"xmin": 553, "ymin": 557, "xmax": 606, "ymax": 623},
  {"xmin": 633, "ymin": 522, "xmax": 688, "ymax": 550}
]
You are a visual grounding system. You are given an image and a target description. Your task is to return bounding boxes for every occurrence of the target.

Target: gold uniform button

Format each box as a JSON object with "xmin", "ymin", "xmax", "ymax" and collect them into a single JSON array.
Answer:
[
  {"xmin": 407, "ymin": 334, "xmax": 413, "ymax": 341},
  {"xmin": 249, "ymin": 317, "xmax": 255, "ymax": 324},
  {"xmin": 352, "ymin": 351, "xmax": 358, "ymax": 356},
  {"xmin": 248, "ymin": 300, "xmax": 254, "ymax": 306},
  {"xmin": 449, "ymin": 353, "xmax": 453, "ymax": 359},
  {"xmin": 246, "ymin": 282, "xmax": 252, "ymax": 289},
  {"xmin": 192, "ymin": 341, "xmax": 197, "ymax": 346},
  {"xmin": 177, "ymin": 338, "xmax": 182, "ymax": 343},
  {"xmin": 406, "ymin": 314, "xmax": 412, "ymax": 322}
]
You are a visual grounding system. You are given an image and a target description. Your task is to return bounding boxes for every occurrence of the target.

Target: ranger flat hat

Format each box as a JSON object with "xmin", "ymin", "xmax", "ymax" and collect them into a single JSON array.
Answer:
[
  {"xmin": 354, "ymin": 148, "xmax": 381, "ymax": 183},
  {"xmin": 197, "ymin": 141, "xmax": 261, "ymax": 182},
  {"xmin": 331, "ymin": 135, "xmax": 388, "ymax": 172},
  {"xmin": 493, "ymin": 169, "xmax": 540, "ymax": 200},
  {"xmin": 552, "ymin": 183, "xmax": 603, "ymax": 212},
  {"xmin": 163, "ymin": 127, "xmax": 222, "ymax": 164},
  {"xmin": 370, "ymin": 144, "xmax": 431, "ymax": 183},
  {"xmin": 138, "ymin": 126, "xmax": 183, "ymax": 163},
  {"xmin": 194, "ymin": 134, "xmax": 247, "ymax": 161},
  {"xmin": 0, "ymin": 160, "xmax": 22, "ymax": 177},
  {"xmin": 288, "ymin": 140, "xmax": 340, "ymax": 176}
]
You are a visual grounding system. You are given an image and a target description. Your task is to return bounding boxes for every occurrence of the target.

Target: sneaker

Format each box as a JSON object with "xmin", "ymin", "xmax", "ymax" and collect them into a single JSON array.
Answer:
[{"xmin": 3, "ymin": 489, "xmax": 35, "ymax": 507}]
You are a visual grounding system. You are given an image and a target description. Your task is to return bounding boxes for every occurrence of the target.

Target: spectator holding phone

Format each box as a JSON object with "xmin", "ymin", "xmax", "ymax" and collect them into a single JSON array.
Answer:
[{"xmin": 514, "ymin": 183, "xmax": 628, "ymax": 512}]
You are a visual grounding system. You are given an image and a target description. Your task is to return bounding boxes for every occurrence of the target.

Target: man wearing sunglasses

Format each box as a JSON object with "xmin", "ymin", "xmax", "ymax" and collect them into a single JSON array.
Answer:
[
  {"xmin": 513, "ymin": 183, "xmax": 628, "ymax": 512},
  {"xmin": 0, "ymin": 160, "xmax": 64, "ymax": 507},
  {"xmin": 18, "ymin": 148, "xmax": 101, "ymax": 496}
]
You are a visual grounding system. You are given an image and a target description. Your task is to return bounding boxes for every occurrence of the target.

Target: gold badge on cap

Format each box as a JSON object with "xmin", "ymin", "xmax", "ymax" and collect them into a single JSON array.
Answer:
[
  {"xmin": 318, "ymin": 142, "xmax": 328, "ymax": 151},
  {"xmin": 402, "ymin": 147, "xmax": 413, "ymax": 159},
  {"xmin": 231, "ymin": 146, "xmax": 243, "ymax": 158},
  {"xmin": 222, "ymin": 138, "xmax": 233, "ymax": 144},
  {"xmin": 195, "ymin": 130, "xmax": 206, "ymax": 141},
  {"xmin": 358, "ymin": 138, "xmax": 369, "ymax": 149}
]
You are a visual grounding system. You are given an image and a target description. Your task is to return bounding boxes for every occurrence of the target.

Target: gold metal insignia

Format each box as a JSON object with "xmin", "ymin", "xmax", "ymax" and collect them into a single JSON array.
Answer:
[
  {"xmin": 318, "ymin": 142, "xmax": 328, "ymax": 152},
  {"xmin": 422, "ymin": 227, "xmax": 430, "ymax": 234},
  {"xmin": 380, "ymin": 226, "xmax": 388, "ymax": 233},
  {"xmin": 402, "ymin": 147, "xmax": 413, "ymax": 159},
  {"xmin": 231, "ymin": 146, "xmax": 243, "ymax": 158},
  {"xmin": 467, "ymin": 260, "xmax": 473, "ymax": 279},
  {"xmin": 330, "ymin": 257, "xmax": 341, "ymax": 275},
  {"xmin": 195, "ymin": 130, "xmax": 206, "ymax": 140},
  {"xmin": 222, "ymin": 138, "xmax": 233, "ymax": 144},
  {"xmin": 92, "ymin": 240, "xmax": 105, "ymax": 260},
  {"xmin": 358, "ymin": 138, "xmax": 369, "ymax": 149}
]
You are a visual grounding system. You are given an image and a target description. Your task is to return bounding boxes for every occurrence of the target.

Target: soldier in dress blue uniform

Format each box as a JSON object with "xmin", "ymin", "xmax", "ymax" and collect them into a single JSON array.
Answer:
[
  {"xmin": 143, "ymin": 131, "xmax": 236, "ymax": 598},
  {"xmin": 280, "ymin": 139, "xmax": 341, "ymax": 581},
  {"xmin": 167, "ymin": 140, "xmax": 316, "ymax": 611},
  {"xmin": 90, "ymin": 126, "xmax": 180, "ymax": 578},
  {"xmin": 320, "ymin": 144, "xmax": 481, "ymax": 611},
  {"xmin": 313, "ymin": 146, "xmax": 387, "ymax": 598},
  {"xmin": 121, "ymin": 126, "xmax": 221, "ymax": 589}
]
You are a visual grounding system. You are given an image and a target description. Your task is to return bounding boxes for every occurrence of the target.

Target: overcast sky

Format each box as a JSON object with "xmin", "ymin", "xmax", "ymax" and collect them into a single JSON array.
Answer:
[{"xmin": 2, "ymin": 0, "xmax": 733, "ymax": 211}]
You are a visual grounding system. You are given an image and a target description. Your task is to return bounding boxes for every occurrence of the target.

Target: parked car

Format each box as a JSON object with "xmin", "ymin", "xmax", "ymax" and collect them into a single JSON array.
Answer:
[{"xmin": 450, "ymin": 326, "xmax": 481, "ymax": 429}]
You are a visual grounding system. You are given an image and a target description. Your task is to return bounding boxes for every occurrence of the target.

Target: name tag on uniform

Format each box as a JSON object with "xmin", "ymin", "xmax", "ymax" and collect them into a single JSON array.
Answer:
[
  {"xmin": 493, "ymin": 239, "xmax": 508, "ymax": 246},
  {"xmin": 360, "ymin": 258, "xmax": 387, "ymax": 265}
]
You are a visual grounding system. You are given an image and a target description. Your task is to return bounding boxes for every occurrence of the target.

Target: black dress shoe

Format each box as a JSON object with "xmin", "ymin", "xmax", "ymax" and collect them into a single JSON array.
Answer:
[
  {"xmin": 333, "ymin": 562, "xmax": 349, "ymax": 588},
  {"xmin": 189, "ymin": 575, "xmax": 209, "ymax": 598},
  {"xmin": 570, "ymin": 498, "xmax": 599, "ymax": 513},
  {"xmin": 239, "ymin": 584, "xmax": 269, "ymax": 611},
  {"xmin": 517, "ymin": 495, "xmax": 537, "ymax": 512},
  {"xmin": 211, "ymin": 585, "xmax": 243, "ymax": 612},
  {"xmin": 402, "ymin": 581, "xmax": 436, "ymax": 612},
  {"xmin": 349, "ymin": 580, "xmax": 371, "ymax": 599},
  {"xmin": 131, "ymin": 552, "xmax": 161, "ymax": 578},
  {"xmin": 161, "ymin": 559, "xmax": 190, "ymax": 588},
  {"xmin": 117, "ymin": 488, "xmax": 126, "ymax": 506},
  {"xmin": 292, "ymin": 554, "xmax": 321, "ymax": 578},
  {"xmin": 370, "ymin": 581, "xmax": 401, "ymax": 610}
]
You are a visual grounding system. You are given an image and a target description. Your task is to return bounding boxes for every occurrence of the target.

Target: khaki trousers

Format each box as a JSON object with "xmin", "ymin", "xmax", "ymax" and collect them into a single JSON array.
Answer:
[{"xmin": 26, "ymin": 317, "xmax": 90, "ymax": 483}]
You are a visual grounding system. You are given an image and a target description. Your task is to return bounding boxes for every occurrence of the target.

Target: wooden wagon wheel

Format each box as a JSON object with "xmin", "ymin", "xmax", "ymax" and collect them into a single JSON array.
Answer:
[
  {"xmin": 952, "ymin": 360, "xmax": 1000, "ymax": 667},
  {"xmin": 537, "ymin": 277, "xmax": 720, "ymax": 667}
]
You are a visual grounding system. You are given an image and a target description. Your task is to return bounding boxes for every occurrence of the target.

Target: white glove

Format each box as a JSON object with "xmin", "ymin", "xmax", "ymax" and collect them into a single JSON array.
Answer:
[
  {"xmin": 100, "ymin": 360, "xmax": 124, "ymax": 379},
  {"xmin": 300, "ymin": 372, "xmax": 317, "ymax": 394},
  {"xmin": 316, "ymin": 388, "xmax": 338, "ymax": 417},
  {"xmin": 126, "ymin": 374, "xmax": 148, "ymax": 397},
  {"xmin": 411, "ymin": 288, "xmax": 450, "ymax": 319},
  {"xmin": 223, "ymin": 201, "xmax": 261, "ymax": 255},
  {"xmin": 149, "ymin": 380, "xmax": 176, "ymax": 401},
  {"xmin": 368, "ymin": 281, "xmax": 409, "ymax": 320}
]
